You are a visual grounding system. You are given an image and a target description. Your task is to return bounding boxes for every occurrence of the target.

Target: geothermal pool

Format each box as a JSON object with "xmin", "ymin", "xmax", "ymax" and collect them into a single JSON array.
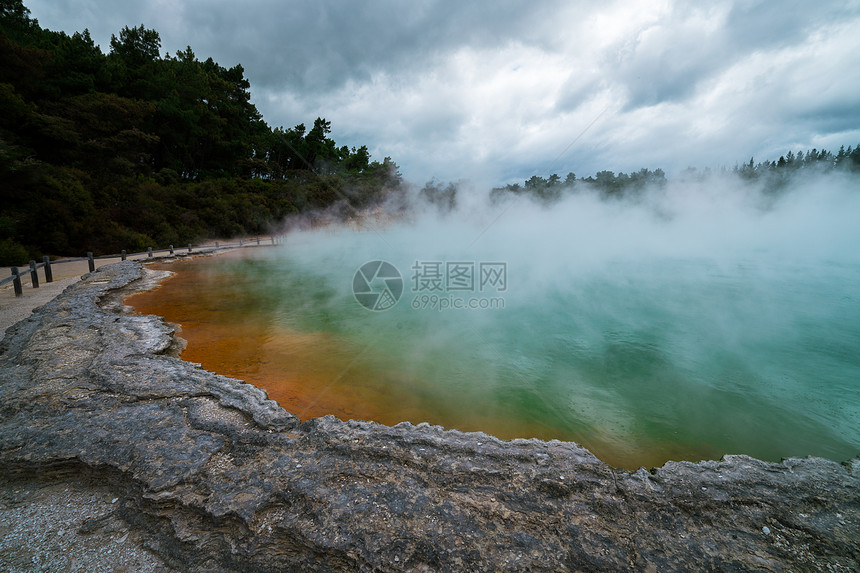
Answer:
[{"xmin": 128, "ymin": 182, "xmax": 860, "ymax": 469}]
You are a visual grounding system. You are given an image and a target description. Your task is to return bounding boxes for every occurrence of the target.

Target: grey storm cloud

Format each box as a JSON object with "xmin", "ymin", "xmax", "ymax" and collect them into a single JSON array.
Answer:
[
  {"xmin": 25, "ymin": 0, "xmax": 860, "ymax": 184},
  {"xmin": 31, "ymin": 0, "xmax": 570, "ymax": 91},
  {"xmin": 608, "ymin": 1, "xmax": 860, "ymax": 110}
]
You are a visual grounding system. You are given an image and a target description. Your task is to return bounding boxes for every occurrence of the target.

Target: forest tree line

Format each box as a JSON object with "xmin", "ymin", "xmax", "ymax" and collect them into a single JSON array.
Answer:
[
  {"xmin": 488, "ymin": 146, "xmax": 860, "ymax": 206},
  {"xmin": 0, "ymin": 0, "xmax": 402, "ymax": 264}
]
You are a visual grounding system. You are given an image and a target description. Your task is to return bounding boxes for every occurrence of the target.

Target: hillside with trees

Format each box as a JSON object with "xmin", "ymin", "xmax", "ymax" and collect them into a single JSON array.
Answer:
[{"xmin": 0, "ymin": 0, "xmax": 402, "ymax": 264}]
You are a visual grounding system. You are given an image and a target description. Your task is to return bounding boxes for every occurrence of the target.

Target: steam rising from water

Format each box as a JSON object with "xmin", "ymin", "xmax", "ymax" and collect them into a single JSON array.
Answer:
[{"xmin": 155, "ymin": 171, "xmax": 860, "ymax": 468}]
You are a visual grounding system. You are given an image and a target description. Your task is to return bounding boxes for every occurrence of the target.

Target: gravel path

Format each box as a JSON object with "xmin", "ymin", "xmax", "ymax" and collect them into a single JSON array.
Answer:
[
  {"xmin": 0, "ymin": 277, "xmax": 81, "ymax": 337},
  {"xmin": 0, "ymin": 474, "xmax": 179, "ymax": 572},
  {"xmin": 0, "ymin": 258, "xmax": 126, "ymax": 337},
  {"xmin": 1, "ymin": 258, "xmax": 182, "ymax": 572}
]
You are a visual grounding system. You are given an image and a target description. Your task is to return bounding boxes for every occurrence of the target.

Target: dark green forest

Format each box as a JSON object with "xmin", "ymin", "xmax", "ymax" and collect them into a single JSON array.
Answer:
[{"xmin": 0, "ymin": 0, "xmax": 402, "ymax": 264}]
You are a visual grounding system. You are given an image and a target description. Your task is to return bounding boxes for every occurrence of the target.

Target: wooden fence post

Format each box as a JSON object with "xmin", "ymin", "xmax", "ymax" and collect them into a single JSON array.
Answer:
[
  {"xmin": 87, "ymin": 252, "xmax": 95, "ymax": 272},
  {"xmin": 10, "ymin": 267, "xmax": 22, "ymax": 297},
  {"xmin": 147, "ymin": 247, "xmax": 153, "ymax": 258},
  {"xmin": 42, "ymin": 256, "xmax": 53, "ymax": 283},
  {"xmin": 29, "ymin": 260, "xmax": 39, "ymax": 288},
  {"xmin": 121, "ymin": 250, "xmax": 127, "ymax": 261}
]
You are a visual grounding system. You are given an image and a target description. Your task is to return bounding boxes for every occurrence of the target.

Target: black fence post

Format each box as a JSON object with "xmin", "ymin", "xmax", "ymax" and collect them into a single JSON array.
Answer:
[
  {"xmin": 87, "ymin": 252, "xmax": 95, "ymax": 272},
  {"xmin": 147, "ymin": 247, "xmax": 153, "ymax": 258},
  {"xmin": 121, "ymin": 250, "xmax": 127, "ymax": 261},
  {"xmin": 29, "ymin": 260, "xmax": 39, "ymax": 288},
  {"xmin": 42, "ymin": 256, "xmax": 53, "ymax": 283},
  {"xmin": 10, "ymin": 267, "xmax": 22, "ymax": 297}
]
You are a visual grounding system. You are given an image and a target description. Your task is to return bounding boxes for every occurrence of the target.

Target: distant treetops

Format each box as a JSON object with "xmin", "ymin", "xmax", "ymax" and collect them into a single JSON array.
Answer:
[{"xmin": 489, "ymin": 145, "xmax": 860, "ymax": 204}]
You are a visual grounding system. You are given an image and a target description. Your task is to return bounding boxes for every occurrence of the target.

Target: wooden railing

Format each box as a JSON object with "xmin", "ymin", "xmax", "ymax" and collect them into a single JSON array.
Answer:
[{"xmin": 1, "ymin": 236, "xmax": 280, "ymax": 296}]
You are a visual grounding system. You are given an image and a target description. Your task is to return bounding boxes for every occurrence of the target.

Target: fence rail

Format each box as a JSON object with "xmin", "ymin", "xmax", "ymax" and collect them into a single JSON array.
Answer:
[{"xmin": 1, "ymin": 236, "xmax": 280, "ymax": 296}]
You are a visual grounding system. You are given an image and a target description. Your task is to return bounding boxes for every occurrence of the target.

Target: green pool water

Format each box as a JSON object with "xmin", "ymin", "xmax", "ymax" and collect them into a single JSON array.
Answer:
[{"xmin": 140, "ymin": 188, "xmax": 860, "ymax": 468}]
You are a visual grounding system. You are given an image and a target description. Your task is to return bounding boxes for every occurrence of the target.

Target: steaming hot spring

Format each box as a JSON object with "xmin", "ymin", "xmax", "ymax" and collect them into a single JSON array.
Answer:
[{"xmin": 128, "ymin": 178, "xmax": 860, "ymax": 469}]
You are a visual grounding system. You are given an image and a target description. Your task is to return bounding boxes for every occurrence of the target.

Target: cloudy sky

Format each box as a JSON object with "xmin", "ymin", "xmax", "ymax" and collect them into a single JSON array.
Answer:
[{"xmin": 26, "ymin": 0, "xmax": 860, "ymax": 186}]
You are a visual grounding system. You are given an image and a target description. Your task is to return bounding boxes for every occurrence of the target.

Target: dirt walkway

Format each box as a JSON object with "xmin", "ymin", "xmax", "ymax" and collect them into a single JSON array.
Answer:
[
  {"xmin": 0, "ymin": 257, "xmax": 132, "ymax": 337},
  {"xmin": 0, "ymin": 237, "xmax": 279, "ymax": 338}
]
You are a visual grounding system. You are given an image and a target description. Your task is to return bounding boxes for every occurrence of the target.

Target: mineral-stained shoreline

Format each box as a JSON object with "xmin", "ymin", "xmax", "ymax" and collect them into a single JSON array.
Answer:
[{"xmin": 0, "ymin": 261, "xmax": 857, "ymax": 572}]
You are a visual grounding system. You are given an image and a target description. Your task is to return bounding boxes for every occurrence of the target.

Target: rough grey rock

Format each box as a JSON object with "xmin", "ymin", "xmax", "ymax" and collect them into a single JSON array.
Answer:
[{"xmin": 0, "ymin": 261, "xmax": 858, "ymax": 572}]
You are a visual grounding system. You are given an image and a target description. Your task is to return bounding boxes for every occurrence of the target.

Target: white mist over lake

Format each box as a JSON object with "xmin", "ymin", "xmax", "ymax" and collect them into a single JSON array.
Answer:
[{"xmin": 152, "ymin": 171, "xmax": 860, "ymax": 468}]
